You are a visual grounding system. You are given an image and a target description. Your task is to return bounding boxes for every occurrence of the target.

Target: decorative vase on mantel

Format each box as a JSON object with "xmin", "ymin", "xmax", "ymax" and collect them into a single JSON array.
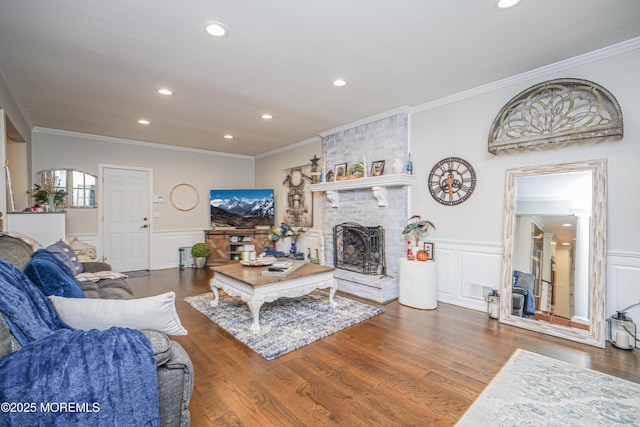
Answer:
[{"xmin": 47, "ymin": 196, "xmax": 56, "ymax": 211}]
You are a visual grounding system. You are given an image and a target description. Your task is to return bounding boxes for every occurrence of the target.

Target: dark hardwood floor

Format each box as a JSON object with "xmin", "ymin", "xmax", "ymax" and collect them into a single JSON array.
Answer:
[{"xmin": 129, "ymin": 268, "xmax": 640, "ymax": 427}]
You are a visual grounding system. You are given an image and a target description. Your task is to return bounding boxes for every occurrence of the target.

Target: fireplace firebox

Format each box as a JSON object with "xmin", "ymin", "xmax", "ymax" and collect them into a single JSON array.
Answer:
[{"xmin": 334, "ymin": 222, "xmax": 386, "ymax": 276}]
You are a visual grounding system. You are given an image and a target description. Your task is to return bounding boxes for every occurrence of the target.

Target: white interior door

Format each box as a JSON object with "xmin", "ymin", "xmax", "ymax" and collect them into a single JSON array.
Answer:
[{"xmin": 102, "ymin": 167, "xmax": 150, "ymax": 272}]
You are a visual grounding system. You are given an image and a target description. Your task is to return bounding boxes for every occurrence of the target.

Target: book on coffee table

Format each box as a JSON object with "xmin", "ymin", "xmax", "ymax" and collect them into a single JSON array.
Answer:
[{"xmin": 261, "ymin": 261, "xmax": 307, "ymax": 277}]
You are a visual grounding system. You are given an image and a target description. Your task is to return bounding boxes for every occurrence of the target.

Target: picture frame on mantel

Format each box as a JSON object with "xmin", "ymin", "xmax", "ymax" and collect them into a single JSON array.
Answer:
[
  {"xmin": 370, "ymin": 160, "xmax": 385, "ymax": 177},
  {"xmin": 334, "ymin": 163, "xmax": 347, "ymax": 179},
  {"xmin": 424, "ymin": 242, "xmax": 434, "ymax": 261}
]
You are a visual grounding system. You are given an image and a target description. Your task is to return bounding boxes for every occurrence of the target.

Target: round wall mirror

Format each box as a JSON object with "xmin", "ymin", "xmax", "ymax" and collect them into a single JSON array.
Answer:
[{"xmin": 170, "ymin": 184, "xmax": 199, "ymax": 211}]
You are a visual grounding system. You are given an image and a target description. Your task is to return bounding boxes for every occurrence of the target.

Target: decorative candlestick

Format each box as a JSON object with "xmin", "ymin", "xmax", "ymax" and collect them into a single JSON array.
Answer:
[{"xmin": 363, "ymin": 154, "xmax": 367, "ymax": 178}]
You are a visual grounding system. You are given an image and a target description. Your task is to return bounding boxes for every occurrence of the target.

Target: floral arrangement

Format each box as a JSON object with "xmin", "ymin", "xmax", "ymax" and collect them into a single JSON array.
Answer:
[
  {"xmin": 267, "ymin": 222, "xmax": 305, "ymax": 253},
  {"xmin": 347, "ymin": 162, "xmax": 365, "ymax": 177},
  {"xmin": 402, "ymin": 215, "xmax": 436, "ymax": 245},
  {"xmin": 26, "ymin": 176, "xmax": 67, "ymax": 207},
  {"xmin": 268, "ymin": 222, "xmax": 298, "ymax": 242}
]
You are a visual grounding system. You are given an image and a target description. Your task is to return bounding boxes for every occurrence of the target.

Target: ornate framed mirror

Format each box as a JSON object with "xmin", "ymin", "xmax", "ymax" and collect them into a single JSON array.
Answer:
[{"xmin": 500, "ymin": 159, "xmax": 607, "ymax": 347}]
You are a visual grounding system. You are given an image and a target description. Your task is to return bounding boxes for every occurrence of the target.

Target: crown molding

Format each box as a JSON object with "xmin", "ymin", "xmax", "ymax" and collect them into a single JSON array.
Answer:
[
  {"xmin": 254, "ymin": 135, "xmax": 321, "ymax": 159},
  {"xmin": 412, "ymin": 36, "xmax": 640, "ymax": 114},
  {"xmin": 32, "ymin": 127, "xmax": 254, "ymax": 160}
]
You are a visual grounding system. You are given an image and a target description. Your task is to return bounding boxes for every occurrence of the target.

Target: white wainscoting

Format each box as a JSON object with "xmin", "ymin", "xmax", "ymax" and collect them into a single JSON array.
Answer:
[
  {"xmin": 150, "ymin": 230, "xmax": 205, "ymax": 270},
  {"xmin": 432, "ymin": 240, "xmax": 503, "ymax": 312},
  {"xmin": 434, "ymin": 242, "xmax": 640, "ymax": 321},
  {"xmin": 65, "ymin": 234, "xmax": 100, "ymax": 263},
  {"xmin": 607, "ymin": 251, "xmax": 640, "ymax": 325},
  {"xmin": 66, "ymin": 234, "xmax": 99, "ymax": 249}
]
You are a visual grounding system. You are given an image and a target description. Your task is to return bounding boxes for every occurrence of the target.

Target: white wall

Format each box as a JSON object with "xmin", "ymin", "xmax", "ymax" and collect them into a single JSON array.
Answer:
[
  {"xmin": 31, "ymin": 128, "xmax": 255, "ymax": 269},
  {"xmin": 0, "ymin": 110, "xmax": 5, "ymax": 223},
  {"xmin": 6, "ymin": 137, "xmax": 27, "ymax": 212},
  {"xmin": 409, "ymin": 47, "xmax": 640, "ymax": 318},
  {"xmin": 254, "ymin": 137, "xmax": 324, "ymax": 228}
]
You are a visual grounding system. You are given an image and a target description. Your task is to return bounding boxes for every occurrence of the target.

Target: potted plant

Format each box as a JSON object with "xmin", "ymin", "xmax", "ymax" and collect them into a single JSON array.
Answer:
[
  {"xmin": 402, "ymin": 215, "xmax": 436, "ymax": 260},
  {"xmin": 26, "ymin": 176, "xmax": 67, "ymax": 211},
  {"xmin": 191, "ymin": 243, "xmax": 210, "ymax": 268}
]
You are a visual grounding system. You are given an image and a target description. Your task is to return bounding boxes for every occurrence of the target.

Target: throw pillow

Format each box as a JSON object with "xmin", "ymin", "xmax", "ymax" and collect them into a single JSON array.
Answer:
[
  {"xmin": 46, "ymin": 240, "xmax": 84, "ymax": 274},
  {"xmin": 75, "ymin": 271, "xmax": 128, "ymax": 282},
  {"xmin": 23, "ymin": 249, "xmax": 85, "ymax": 298},
  {"xmin": 48, "ymin": 292, "xmax": 188, "ymax": 336}
]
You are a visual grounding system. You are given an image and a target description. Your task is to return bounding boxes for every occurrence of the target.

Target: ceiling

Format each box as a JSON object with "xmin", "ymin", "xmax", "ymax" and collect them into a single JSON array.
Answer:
[{"xmin": 1, "ymin": 1, "xmax": 639, "ymax": 157}]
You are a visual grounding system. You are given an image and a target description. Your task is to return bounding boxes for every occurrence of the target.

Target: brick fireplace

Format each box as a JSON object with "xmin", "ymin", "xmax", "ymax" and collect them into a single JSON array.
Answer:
[{"xmin": 317, "ymin": 110, "xmax": 411, "ymax": 303}]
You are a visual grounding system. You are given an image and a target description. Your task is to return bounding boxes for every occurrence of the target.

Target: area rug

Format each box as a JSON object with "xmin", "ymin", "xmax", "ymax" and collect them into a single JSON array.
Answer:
[
  {"xmin": 185, "ymin": 291, "xmax": 384, "ymax": 360},
  {"xmin": 457, "ymin": 348, "xmax": 640, "ymax": 426}
]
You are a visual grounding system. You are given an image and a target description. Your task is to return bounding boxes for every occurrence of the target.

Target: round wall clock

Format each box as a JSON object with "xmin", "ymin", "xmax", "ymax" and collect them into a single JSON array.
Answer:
[
  {"xmin": 428, "ymin": 157, "xmax": 476, "ymax": 206},
  {"xmin": 170, "ymin": 183, "xmax": 199, "ymax": 211}
]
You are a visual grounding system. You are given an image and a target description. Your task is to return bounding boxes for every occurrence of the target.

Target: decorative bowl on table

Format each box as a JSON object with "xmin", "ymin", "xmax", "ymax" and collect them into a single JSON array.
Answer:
[{"xmin": 240, "ymin": 256, "xmax": 276, "ymax": 267}]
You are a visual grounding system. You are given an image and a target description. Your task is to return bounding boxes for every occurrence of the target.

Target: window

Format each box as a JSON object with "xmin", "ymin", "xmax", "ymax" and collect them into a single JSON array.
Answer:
[{"xmin": 37, "ymin": 169, "xmax": 97, "ymax": 208}]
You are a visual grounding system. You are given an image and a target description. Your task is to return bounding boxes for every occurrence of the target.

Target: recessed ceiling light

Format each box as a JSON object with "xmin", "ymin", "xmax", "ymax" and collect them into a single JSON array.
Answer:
[
  {"xmin": 562, "ymin": 223, "xmax": 573, "ymax": 227},
  {"xmin": 262, "ymin": 114, "xmax": 273, "ymax": 119},
  {"xmin": 332, "ymin": 79, "xmax": 347, "ymax": 87},
  {"xmin": 158, "ymin": 88, "xmax": 173, "ymax": 96},
  {"xmin": 223, "ymin": 134, "xmax": 234, "ymax": 139},
  {"xmin": 138, "ymin": 119, "xmax": 150, "ymax": 125},
  {"xmin": 206, "ymin": 21, "xmax": 229, "ymax": 38},
  {"xmin": 496, "ymin": 0, "xmax": 522, "ymax": 8}
]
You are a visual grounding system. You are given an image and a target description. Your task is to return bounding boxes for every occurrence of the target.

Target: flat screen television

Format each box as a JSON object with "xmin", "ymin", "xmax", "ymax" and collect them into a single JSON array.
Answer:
[{"xmin": 210, "ymin": 189, "xmax": 275, "ymax": 228}]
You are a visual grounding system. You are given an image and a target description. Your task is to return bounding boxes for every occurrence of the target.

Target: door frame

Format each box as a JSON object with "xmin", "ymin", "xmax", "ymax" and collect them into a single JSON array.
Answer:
[{"xmin": 99, "ymin": 163, "xmax": 153, "ymax": 268}]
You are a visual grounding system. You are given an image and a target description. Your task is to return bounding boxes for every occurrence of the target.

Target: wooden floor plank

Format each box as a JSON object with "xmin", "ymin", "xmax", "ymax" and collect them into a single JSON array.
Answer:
[{"xmin": 128, "ymin": 268, "xmax": 640, "ymax": 427}]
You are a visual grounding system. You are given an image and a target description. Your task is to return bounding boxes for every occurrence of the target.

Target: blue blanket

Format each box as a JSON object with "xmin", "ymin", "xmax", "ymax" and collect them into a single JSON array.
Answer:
[
  {"xmin": 513, "ymin": 270, "xmax": 536, "ymax": 316},
  {"xmin": 513, "ymin": 284, "xmax": 537, "ymax": 316},
  {"xmin": 0, "ymin": 259, "xmax": 160, "ymax": 426}
]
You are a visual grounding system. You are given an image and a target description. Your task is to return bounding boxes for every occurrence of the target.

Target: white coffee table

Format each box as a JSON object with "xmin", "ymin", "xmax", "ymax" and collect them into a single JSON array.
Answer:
[{"xmin": 209, "ymin": 262, "xmax": 337, "ymax": 333}]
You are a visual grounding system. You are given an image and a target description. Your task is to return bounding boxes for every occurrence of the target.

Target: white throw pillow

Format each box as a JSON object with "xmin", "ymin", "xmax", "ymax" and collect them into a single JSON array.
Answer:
[{"xmin": 48, "ymin": 292, "xmax": 188, "ymax": 336}]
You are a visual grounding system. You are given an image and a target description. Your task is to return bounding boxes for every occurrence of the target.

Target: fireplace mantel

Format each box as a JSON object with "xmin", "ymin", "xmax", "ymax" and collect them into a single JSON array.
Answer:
[{"xmin": 309, "ymin": 174, "xmax": 416, "ymax": 207}]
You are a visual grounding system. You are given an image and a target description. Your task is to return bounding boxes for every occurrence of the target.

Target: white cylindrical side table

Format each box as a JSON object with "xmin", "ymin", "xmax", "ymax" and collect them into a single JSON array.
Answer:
[{"xmin": 398, "ymin": 258, "xmax": 437, "ymax": 309}]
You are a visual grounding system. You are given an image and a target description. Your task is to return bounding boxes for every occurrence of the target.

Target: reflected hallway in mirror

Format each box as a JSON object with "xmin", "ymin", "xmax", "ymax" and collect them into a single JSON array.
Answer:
[{"xmin": 500, "ymin": 160, "xmax": 606, "ymax": 348}]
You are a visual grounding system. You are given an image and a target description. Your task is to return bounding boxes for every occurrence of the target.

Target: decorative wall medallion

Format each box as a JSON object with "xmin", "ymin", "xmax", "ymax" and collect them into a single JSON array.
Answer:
[
  {"xmin": 282, "ymin": 164, "xmax": 313, "ymax": 227},
  {"xmin": 170, "ymin": 183, "xmax": 199, "ymax": 211},
  {"xmin": 428, "ymin": 157, "xmax": 476, "ymax": 206},
  {"xmin": 488, "ymin": 78, "xmax": 623, "ymax": 154}
]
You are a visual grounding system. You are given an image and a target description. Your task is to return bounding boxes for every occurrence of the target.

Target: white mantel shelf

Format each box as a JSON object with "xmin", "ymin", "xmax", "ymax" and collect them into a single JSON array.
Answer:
[{"xmin": 309, "ymin": 174, "xmax": 417, "ymax": 207}]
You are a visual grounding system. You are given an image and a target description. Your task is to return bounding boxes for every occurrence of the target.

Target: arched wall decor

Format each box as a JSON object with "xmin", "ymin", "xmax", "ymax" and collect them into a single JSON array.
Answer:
[{"xmin": 488, "ymin": 78, "xmax": 623, "ymax": 154}]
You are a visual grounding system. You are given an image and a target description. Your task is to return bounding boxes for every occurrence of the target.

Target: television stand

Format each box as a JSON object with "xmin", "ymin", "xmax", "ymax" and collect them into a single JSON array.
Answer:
[{"xmin": 205, "ymin": 229, "xmax": 270, "ymax": 265}]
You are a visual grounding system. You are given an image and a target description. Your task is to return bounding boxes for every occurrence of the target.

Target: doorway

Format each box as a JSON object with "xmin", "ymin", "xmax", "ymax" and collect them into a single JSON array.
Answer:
[{"xmin": 101, "ymin": 165, "xmax": 151, "ymax": 272}]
